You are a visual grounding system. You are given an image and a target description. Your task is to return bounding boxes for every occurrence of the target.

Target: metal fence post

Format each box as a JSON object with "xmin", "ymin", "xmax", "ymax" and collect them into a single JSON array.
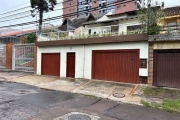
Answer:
[{"xmin": 12, "ymin": 45, "xmax": 15, "ymax": 71}]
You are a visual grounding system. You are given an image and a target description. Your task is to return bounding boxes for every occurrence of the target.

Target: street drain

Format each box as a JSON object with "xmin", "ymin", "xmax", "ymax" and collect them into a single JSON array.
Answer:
[
  {"xmin": 113, "ymin": 93, "xmax": 125, "ymax": 98},
  {"xmin": 68, "ymin": 114, "xmax": 91, "ymax": 120}
]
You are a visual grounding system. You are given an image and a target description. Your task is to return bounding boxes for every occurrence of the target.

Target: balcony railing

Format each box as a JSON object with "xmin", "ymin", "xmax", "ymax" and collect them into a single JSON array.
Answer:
[
  {"xmin": 160, "ymin": 25, "xmax": 180, "ymax": 34},
  {"xmin": 38, "ymin": 29, "xmax": 145, "ymax": 42}
]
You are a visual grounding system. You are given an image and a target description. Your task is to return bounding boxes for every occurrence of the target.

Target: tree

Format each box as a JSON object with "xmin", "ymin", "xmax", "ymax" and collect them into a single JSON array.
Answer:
[
  {"xmin": 26, "ymin": 32, "xmax": 36, "ymax": 43},
  {"xmin": 138, "ymin": 0, "xmax": 165, "ymax": 35},
  {"xmin": 30, "ymin": 0, "xmax": 57, "ymax": 34}
]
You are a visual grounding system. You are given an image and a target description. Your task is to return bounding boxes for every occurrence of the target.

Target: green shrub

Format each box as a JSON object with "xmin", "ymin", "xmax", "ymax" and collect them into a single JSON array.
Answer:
[{"xmin": 26, "ymin": 32, "xmax": 36, "ymax": 43}]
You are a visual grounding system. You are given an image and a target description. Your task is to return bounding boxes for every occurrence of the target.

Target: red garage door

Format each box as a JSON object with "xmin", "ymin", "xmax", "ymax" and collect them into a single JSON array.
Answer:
[
  {"xmin": 66, "ymin": 53, "xmax": 75, "ymax": 78},
  {"xmin": 41, "ymin": 53, "xmax": 60, "ymax": 76},
  {"xmin": 92, "ymin": 50, "xmax": 139, "ymax": 83}
]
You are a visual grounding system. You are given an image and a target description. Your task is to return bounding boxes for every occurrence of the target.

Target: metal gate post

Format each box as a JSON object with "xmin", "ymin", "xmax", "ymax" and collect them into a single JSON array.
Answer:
[{"xmin": 12, "ymin": 45, "xmax": 15, "ymax": 70}]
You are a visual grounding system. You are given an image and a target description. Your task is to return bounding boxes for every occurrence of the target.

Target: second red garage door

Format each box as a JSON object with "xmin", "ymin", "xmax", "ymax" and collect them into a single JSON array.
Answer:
[{"xmin": 92, "ymin": 50, "xmax": 139, "ymax": 83}]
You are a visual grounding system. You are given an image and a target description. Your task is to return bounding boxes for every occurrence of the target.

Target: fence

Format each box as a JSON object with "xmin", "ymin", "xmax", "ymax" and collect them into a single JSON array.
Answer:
[
  {"xmin": 0, "ymin": 44, "xmax": 6, "ymax": 69},
  {"xmin": 12, "ymin": 44, "xmax": 34, "ymax": 72}
]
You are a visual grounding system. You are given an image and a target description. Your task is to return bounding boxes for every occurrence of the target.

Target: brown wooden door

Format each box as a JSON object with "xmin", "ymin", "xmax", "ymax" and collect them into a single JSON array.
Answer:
[
  {"xmin": 41, "ymin": 53, "xmax": 60, "ymax": 76},
  {"xmin": 66, "ymin": 53, "xmax": 75, "ymax": 78},
  {"xmin": 92, "ymin": 50, "xmax": 139, "ymax": 83},
  {"xmin": 154, "ymin": 50, "xmax": 180, "ymax": 88}
]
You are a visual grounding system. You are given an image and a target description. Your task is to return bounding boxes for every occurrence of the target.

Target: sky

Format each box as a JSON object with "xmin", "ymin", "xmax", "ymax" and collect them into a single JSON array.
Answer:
[
  {"xmin": 0, "ymin": 0, "xmax": 179, "ymax": 30},
  {"xmin": 0, "ymin": 0, "xmax": 63, "ymax": 30}
]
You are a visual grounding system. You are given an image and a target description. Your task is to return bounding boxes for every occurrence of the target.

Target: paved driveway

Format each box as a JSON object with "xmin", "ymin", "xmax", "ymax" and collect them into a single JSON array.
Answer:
[{"xmin": 0, "ymin": 81, "xmax": 180, "ymax": 120}]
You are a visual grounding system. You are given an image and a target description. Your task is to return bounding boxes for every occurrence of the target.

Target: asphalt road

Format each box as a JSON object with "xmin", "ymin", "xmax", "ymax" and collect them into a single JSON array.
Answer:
[{"xmin": 0, "ymin": 81, "xmax": 180, "ymax": 120}]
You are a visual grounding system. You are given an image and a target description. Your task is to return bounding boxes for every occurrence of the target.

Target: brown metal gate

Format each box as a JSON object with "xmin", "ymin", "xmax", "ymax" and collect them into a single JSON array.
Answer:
[
  {"xmin": 66, "ymin": 53, "xmax": 75, "ymax": 78},
  {"xmin": 154, "ymin": 50, "xmax": 180, "ymax": 88},
  {"xmin": 92, "ymin": 50, "xmax": 139, "ymax": 83},
  {"xmin": 41, "ymin": 53, "xmax": 60, "ymax": 76}
]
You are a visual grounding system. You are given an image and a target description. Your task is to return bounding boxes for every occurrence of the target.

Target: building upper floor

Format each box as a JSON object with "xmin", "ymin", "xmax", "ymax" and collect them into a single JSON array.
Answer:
[{"xmin": 63, "ymin": 0, "xmax": 141, "ymax": 19}]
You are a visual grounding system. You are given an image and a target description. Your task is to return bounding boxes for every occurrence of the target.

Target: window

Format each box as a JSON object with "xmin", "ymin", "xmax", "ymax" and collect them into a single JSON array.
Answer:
[
  {"xmin": 73, "ymin": 2, "xmax": 76, "ymax": 5},
  {"xmin": 69, "ymin": 3, "xmax": 71, "ymax": 5},
  {"xmin": 69, "ymin": 9, "xmax": 71, "ymax": 11},
  {"xmin": 124, "ymin": 4, "xmax": 126, "ymax": 7},
  {"xmin": 117, "ymin": 6, "xmax": 120, "ymax": 10},
  {"xmin": 127, "ymin": 25, "xmax": 142, "ymax": 31},
  {"xmin": 94, "ymin": 32, "xmax": 96, "ymax": 34},
  {"xmin": 73, "ymin": 9, "xmax": 75, "ymax": 12},
  {"xmin": 167, "ymin": 22, "xmax": 177, "ymax": 32}
]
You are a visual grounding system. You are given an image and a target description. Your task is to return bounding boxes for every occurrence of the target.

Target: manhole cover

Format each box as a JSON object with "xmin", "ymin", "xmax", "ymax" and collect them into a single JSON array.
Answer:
[
  {"xmin": 68, "ymin": 114, "xmax": 91, "ymax": 120},
  {"xmin": 113, "ymin": 93, "xmax": 125, "ymax": 98}
]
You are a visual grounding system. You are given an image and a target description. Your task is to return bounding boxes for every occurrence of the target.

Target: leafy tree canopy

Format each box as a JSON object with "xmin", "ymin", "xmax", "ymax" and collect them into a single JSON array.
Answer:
[{"xmin": 138, "ymin": 1, "xmax": 165, "ymax": 35}]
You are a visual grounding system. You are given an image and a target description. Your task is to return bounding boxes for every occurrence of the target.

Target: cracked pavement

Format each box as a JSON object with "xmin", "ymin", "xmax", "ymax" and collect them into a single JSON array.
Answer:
[{"xmin": 0, "ymin": 80, "xmax": 180, "ymax": 120}]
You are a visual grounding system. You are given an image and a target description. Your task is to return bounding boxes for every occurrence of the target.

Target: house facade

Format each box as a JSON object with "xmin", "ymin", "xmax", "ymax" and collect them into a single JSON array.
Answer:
[
  {"xmin": 36, "ymin": 34, "xmax": 148, "ymax": 84},
  {"xmin": 36, "ymin": 10, "xmax": 149, "ymax": 84}
]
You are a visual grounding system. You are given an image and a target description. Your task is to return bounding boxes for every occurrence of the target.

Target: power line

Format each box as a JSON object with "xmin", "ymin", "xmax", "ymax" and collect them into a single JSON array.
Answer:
[
  {"xmin": 0, "ymin": 0, "xmax": 114, "ymax": 17},
  {"xmin": 0, "ymin": 2, "xmax": 29, "ymax": 13},
  {"xmin": 0, "ymin": 0, "xmax": 134, "ymax": 29},
  {"xmin": 0, "ymin": 0, "xmax": 72, "ymax": 16},
  {"xmin": 0, "ymin": 8, "xmax": 63, "ymax": 23},
  {"xmin": 0, "ymin": 0, "xmax": 115, "ymax": 21}
]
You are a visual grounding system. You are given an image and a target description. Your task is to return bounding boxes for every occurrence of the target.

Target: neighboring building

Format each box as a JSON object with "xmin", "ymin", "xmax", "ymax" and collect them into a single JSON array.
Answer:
[
  {"xmin": 0, "ymin": 29, "xmax": 36, "ymax": 44},
  {"xmin": 148, "ymin": 6, "xmax": 180, "ymax": 89},
  {"xmin": 63, "ymin": 0, "xmax": 141, "ymax": 19},
  {"xmin": 160, "ymin": 6, "xmax": 180, "ymax": 33}
]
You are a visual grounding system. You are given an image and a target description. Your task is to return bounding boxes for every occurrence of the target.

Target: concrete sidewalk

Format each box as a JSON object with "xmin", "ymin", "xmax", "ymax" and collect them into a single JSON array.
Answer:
[{"xmin": 0, "ymin": 71, "xmax": 144, "ymax": 105}]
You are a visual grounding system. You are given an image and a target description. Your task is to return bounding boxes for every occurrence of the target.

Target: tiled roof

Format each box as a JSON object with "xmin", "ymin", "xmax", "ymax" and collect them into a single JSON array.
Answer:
[
  {"xmin": 59, "ymin": 17, "xmax": 88, "ymax": 31},
  {"xmin": 0, "ymin": 29, "xmax": 36, "ymax": 37}
]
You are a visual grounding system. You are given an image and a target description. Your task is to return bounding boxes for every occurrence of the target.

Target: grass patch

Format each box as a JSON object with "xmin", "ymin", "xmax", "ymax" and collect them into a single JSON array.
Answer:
[
  {"xmin": 143, "ymin": 87, "xmax": 180, "ymax": 99},
  {"xmin": 141, "ymin": 99, "xmax": 180, "ymax": 113},
  {"xmin": 143, "ymin": 87, "xmax": 166, "ymax": 96},
  {"xmin": 162, "ymin": 99, "xmax": 180, "ymax": 112},
  {"xmin": 141, "ymin": 100, "xmax": 151, "ymax": 107}
]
